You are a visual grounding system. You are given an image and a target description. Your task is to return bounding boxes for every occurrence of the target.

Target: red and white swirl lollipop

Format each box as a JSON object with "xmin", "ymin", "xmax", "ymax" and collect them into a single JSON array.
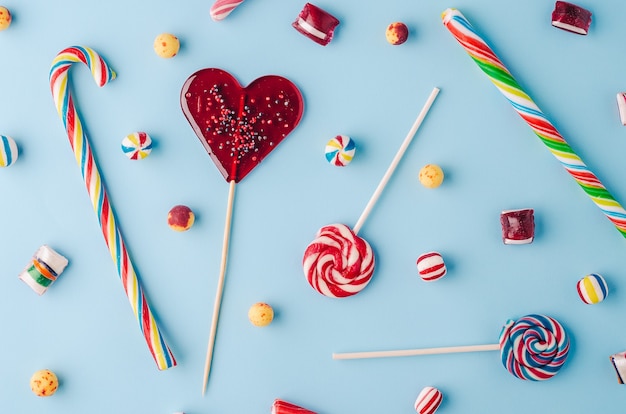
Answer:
[
  {"xmin": 333, "ymin": 314, "xmax": 570, "ymax": 381},
  {"xmin": 303, "ymin": 88, "xmax": 440, "ymax": 298},
  {"xmin": 303, "ymin": 224, "xmax": 374, "ymax": 297}
]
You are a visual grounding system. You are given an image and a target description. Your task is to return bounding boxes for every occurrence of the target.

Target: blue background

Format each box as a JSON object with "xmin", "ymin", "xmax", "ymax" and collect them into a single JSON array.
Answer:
[{"xmin": 1, "ymin": 0, "xmax": 626, "ymax": 412}]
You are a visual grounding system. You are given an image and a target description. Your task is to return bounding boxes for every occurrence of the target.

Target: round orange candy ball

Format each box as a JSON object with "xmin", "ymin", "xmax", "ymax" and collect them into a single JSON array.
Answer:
[
  {"xmin": 154, "ymin": 33, "xmax": 180, "ymax": 58},
  {"xmin": 419, "ymin": 164, "xmax": 444, "ymax": 188},
  {"xmin": 167, "ymin": 205, "xmax": 195, "ymax": 231},
  {"xmin": 386, "ymin": 22, "xmax": 409, "ymax": 45},
  {"xmin": 30, "ymin": 369, "xmax": 59, "ymax": 397},
  {"xmin": 248, "ymin": 302, "xmax": 274, "ymax": 327},
  {"xmin": 0, "ymin": 6, "xmax": 11, "ymax": 31}
]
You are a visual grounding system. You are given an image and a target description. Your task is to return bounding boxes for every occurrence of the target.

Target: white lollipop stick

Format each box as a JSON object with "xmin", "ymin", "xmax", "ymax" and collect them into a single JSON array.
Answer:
[
  {"xmin": 333, "ymin": 343, "xmax": 499, "ymax": 360},
  {"xmin": 353, "ymin": 87, "xmax": 440, "ymax": 235},
  {"xmin": 202, "ymin": 179, "xmax": 236, "ymax": 395}
]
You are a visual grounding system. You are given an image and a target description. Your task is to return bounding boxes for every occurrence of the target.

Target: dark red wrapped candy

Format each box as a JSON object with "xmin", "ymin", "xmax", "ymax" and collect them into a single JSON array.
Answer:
[
  {"xmin": 292, "ymin": 3, "xmax": 339, "ymax": 46},
  {"xmin": 500, "ymin": 208, "xmax": 535, "ymax": 245}
]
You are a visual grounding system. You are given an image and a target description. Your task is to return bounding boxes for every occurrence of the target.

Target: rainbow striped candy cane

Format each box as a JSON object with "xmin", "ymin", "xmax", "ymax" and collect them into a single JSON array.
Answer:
[
  {"xmin": 442, "ymin": 8, "xmax": 626, "ymax": 238},
  {"xmin": 50, "ymin": 46, "xmax": 176, "ymax": 370}
]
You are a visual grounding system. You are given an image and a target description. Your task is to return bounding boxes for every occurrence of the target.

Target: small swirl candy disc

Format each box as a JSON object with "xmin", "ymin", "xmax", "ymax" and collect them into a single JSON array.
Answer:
[
  {"xmin": 180, "ymin": 68, "xmax": 304, "ymax": 183},
  {"xmin": 0, "ymin": 135, "xmax": 18, "ymax": 167},
  {"xmin": 325, "ymin": 135, "xmax": 355, "ymax": 166},
  {"xmin": 303, "ymin": 223, "xmax": 375, "ymax": 298},
  {"xmin": 499, "ymin": 314, "xmax": 570, "ymax": 381},
  {"xmin": 121, "ymin": 132, "xmax": 153, "ymax": 160}
]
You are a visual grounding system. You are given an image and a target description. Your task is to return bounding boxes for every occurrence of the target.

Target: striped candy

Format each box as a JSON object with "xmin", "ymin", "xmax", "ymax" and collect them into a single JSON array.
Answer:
[
  {"xmin": 122, "ymin": 131, "xmax": 153, "ymax": 160},
  {"xmin": 303, "ymin": 223, "xmax": 374, "ymax": 298},
  {"xmin": 18, "ymin": 245, "xmax": 68, "ymax": 295},
  {"xmin": 325, "ymin": 135, "xmax": 356, "ymax": 167},
  {"xmin": 416, "ymin": 252, "xmax": 447, "ymax": 282},
  {"xmin": 325, "ymin": 135, "xmax": 355, "ymax": 166},
  {"xmin": 49, "ymin": 46, "xmax": 176, "ymax": 370},
  {"xmin": 577, "ymin": 273, "xmax": 608, "ymax": 304},
  {"xmin": 499, "ymin": 314, "xmax": 570, "ymax": 381},
  {"xmin": 442, "ymin": 9, "xmax": 626, "ymax": 239},
  {"xmin": 210, "ymin": 0, "xmax": 245, "ymax": 21},
  {"xmin": 414, "ymin": 386, "xmax": 443, "ymax": 414},
  {"xmin": 0, "ymin": 135, "xmax": 18, "ymax": 167}
]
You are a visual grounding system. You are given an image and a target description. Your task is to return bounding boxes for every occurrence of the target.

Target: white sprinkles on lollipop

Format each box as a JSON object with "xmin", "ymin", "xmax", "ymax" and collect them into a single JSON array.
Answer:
[
  {"xmin": 0, "ymin": 135, "xmax": 18, "ymax": 167},
  {"xmin": 325, "ymin": 135, "xmax": 355, "ymax": 166},
  {"xmin": 121, "ymin": 132, "xmax": 153, "ymax": 160}
]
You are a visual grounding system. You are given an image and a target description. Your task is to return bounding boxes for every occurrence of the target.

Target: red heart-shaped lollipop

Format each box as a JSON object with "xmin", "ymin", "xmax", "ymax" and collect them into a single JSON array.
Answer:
[{"xmin": 181, "ymin": 68, "xmax": 304, "ymax": 183}]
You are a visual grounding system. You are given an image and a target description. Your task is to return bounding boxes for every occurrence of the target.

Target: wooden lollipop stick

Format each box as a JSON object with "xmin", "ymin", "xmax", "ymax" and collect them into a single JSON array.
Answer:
[
  {"xmin": 202, "ymin": 179, "xmax": 236, "ymax": 395},
  {"xmin": 353, "ymin": 87, "xmax": 440, "ymax": 235},
  {"xmin": 332, "ymin": 343, "xmax": 499, "ymax": 360}
]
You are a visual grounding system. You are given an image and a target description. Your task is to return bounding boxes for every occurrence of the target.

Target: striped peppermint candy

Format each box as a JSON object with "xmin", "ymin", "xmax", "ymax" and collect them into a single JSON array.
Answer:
[
  {"xmin": 414, "ymin": 386, "xmax": 443, "ymax": 414},
  {"xmin": 303, "ymin": 223, "xmax": 374, "ymax": 298},
  {"xmin": 442, "ymin": 8, "xmax": 626, "ymax": 239},
  {"xmin": 210, "ymin": 0, "xmax": 245, "ymax": 21},
  {"xmin": 416, "ymin": 252, "xmax": 447, "ymax": 282}
]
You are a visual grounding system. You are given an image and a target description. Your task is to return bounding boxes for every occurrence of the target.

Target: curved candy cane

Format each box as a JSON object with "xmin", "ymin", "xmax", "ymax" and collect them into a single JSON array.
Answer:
[
  {"xmin": 442, "ymin": 8, "xmax": 626, "ymax": 238},
  {"xmin": 50, "ymin": 46, "xmax": 176, "ymax": 370}
]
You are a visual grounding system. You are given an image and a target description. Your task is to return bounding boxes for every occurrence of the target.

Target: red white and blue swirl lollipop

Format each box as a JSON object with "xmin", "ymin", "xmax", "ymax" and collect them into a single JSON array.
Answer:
[
  {"xmin": 333, "ymin": 314, "xmax": 570, "ymax": 381},
  {"xmin": 499, "ymin": 314, "xmax": 570, "ymax": 381}
]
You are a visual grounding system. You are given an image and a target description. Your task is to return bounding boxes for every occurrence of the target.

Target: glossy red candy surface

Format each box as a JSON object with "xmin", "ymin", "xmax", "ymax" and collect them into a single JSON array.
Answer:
[
  {"xmin": 292, "ymin": 3, "xmax": 339, "ymax": 46},
  {"xmin": 500, "ymin": 208, "xmax": 535, "ymax": 244},
  {"xmin": 551, "ymin": 1, "xmax": 592, "ymax": 35},
  {"xmin": 181, "ymin": 68, "xmax": 304, "ymax": 183}
]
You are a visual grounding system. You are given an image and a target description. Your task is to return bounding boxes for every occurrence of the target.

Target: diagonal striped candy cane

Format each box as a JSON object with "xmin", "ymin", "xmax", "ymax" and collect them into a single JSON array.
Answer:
[
  {"xmin": 49, "ymin": 46, "xmax": 176, "ymax": 370},
  {"xmin": 442, "ymin": 8, "xmax": 626, "ymax": 238}
]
